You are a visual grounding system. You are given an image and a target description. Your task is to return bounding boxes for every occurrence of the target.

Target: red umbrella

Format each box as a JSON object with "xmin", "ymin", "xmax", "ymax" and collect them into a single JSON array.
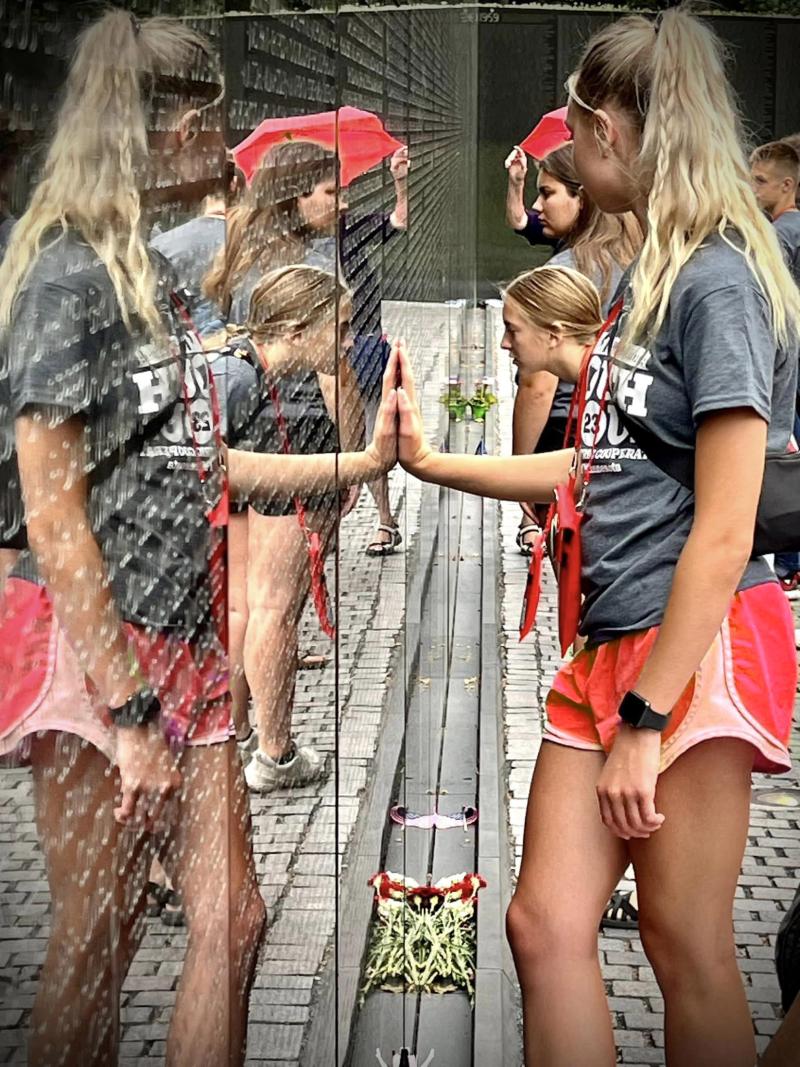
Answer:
[
  {"xmin": 232, "ymin": 106, "xmax": 404, "ymax": 188},
  {"xmin": 519, "ymin": 107, "xmax": 571, "ymax": 161}
]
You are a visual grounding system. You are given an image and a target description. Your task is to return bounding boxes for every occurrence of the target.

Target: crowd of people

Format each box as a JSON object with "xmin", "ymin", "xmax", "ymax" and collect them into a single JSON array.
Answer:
[{"xmin": 0, "ymin": 4, "xmax": 798, "ymax": 1066}]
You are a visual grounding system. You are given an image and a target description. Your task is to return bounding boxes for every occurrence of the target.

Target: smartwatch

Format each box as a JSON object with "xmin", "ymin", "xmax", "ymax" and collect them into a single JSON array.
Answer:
[
  {"xmin": 109, "ymin": 688, "xmax": 162, "ymax": 727},
  {"xmin": 618, "ymin": 690, "xmax": 670, "ymax": 732}
]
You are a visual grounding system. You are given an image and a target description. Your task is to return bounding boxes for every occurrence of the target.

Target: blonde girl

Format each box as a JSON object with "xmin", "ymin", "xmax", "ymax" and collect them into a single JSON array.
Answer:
[
  {"xmin": 501, "ymin": 264, "xmax": 603, "ymax": 384},
  {"xmin": 214, "ymin": 264, "xmax": 363, "ymax": 791},
  {"xmin": 388, "ymin": 7, "xmax": 800, "ymax": 1064}
]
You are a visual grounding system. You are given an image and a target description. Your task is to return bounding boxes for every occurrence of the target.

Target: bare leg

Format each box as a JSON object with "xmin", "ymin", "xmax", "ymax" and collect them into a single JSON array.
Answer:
[
  {"xmin": 166, "ymin": 741, "xmax": 265, "ymax": 1067},
  {"xmin": 29, "ymin": 732, "xmax": 153, "ymax": 1067},
  {"xmin": 244, "ymin": 513, "xmax": 311, "ymax": 760},
  {"xmin": 0, "ymin": 547, "xmax": 20, "ymax": 597},
  {"xmin": 630, "ymin": 739, "xmax": 756, "ymax": 1067},
  {"xmin": 226, "ymin": 512, "xmax": 250, "ymax": 739},
  {"xmin": 245, "ymin": 511, "xmax": 334, "ymax": 761},
  {"xmin": 506, "ymin": 742, "xmax": 628, "ymax": 1067}
]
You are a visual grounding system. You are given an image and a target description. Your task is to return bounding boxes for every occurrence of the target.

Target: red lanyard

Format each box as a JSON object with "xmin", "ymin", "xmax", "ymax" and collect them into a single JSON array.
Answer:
[
  {"xmin": 170, "ymin": 291, "xmax": 229, "ymax": 528},
  {"xmin": 563, "ymin": 297, "xmax": 623, "ymax": 502},
  {"xmin": 257, "ymin": 351, "xmax": 336, "ymax": 641},
  {"xmin": 169, "ymin": 291, "xmax": 230, "ymax": 647}
]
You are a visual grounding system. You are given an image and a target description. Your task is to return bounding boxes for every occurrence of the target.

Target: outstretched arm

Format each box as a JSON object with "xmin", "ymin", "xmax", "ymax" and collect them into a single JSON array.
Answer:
[
  {"xmin": 394, "ymin": 342, "xmax": 571, "ymax": 502},
  {"xmin": 227, "ymin": 444, "xmax": 388, "ymax": 498},
  {"xmin": 227, "ymin": 355, "xmax": 398, "ymax": 500}
]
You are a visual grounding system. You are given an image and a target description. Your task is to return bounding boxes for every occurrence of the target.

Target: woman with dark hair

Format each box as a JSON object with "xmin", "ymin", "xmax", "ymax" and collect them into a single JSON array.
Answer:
[{"xmin": 505, "ymin": 142, "xmax": 641, "ymax": 553}]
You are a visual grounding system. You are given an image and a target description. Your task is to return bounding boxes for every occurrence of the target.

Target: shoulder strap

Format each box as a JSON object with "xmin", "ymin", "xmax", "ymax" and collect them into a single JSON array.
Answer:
[{"xmin": 614, "ymin": 406, "xmax": 695, "ymax": 490}]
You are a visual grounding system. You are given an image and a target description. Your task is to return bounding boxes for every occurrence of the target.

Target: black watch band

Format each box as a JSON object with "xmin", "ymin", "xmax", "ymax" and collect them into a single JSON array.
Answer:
[
  {"xmin": 109, "ymin": 688, "xmax": 162, "ymax": 727},
  {"xmin": 618, "ymin": 690, "xmax": 670, "ymax": 732}
]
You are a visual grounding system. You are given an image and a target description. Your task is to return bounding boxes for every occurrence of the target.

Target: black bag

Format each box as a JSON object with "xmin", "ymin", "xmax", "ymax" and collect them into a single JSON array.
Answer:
[
  {"xmin": 776, "ymin": 883, "xmax": 800, "ymax": 1013},
  {"xmin": 615, "ymin": 408, "xmax": 800, "ymax": 557}
]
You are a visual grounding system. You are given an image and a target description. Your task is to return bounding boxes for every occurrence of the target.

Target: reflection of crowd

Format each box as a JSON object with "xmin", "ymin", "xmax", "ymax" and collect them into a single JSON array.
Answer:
[
  {"xmin": 0, "ymin": 6, "xmax": 799, "ymax": 1067},
  {"xmin": 160, "ymin": 139, "xmax": 409, "ymax": 792}
]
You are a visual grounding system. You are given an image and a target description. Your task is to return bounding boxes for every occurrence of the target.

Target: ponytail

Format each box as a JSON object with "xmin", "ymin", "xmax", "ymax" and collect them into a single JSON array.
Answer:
[
  {"xmin": 0, "ymin": 9, "xmax": 218, "ymax": 339},
  {"xmin": 572, "ymin": 6, "xmax": 800, "ymax": 351}
]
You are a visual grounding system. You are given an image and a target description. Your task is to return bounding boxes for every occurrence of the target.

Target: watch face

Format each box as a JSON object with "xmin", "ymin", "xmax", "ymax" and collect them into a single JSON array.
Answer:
[
  {"xmin": 620, "ymin": 692, "xmax": 668, "ymax": 731},
  {"xmin": 620, "ymin": 692, "xmax": 649, "ymax": 727}
]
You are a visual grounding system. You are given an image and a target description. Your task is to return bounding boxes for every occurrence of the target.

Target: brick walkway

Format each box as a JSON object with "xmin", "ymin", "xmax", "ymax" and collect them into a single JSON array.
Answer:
[{"xmin": 492, "ymin": 303, "xmax": 800, "ymax": 1066}]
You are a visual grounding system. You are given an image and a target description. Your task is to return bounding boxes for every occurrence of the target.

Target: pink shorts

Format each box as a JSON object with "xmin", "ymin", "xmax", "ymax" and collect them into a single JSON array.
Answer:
[
  {"xmin": 544, "ymin": 582, "xmax": 797, "ymax": 774},
  {"xmin": 0, "ymin": 578, "xmax": 233, "ymax": 764}
]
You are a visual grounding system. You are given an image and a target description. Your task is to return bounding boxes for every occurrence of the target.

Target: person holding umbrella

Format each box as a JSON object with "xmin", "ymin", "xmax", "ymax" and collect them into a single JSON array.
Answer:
[{"xmin": 504, "ymin": 107, "xmax": 571, "ymax": 246}]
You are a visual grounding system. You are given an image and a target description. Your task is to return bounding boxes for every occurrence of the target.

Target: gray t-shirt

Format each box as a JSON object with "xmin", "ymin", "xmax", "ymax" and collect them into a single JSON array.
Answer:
[
  {"xmin": 152, "ymin": 215, "xmax": 225, "ymax": 335},
  {"xmin": 545, "ymin": 248, "xmax": 624, "ymax": 426},
  {"xmin": 774, "ymin": 209, "xmax": 800, "ymax": 285},
  {"xmin": 579, "ymin": 233, "xmax": 797, "ymax": 645},
  {"xmin": 210, "ymin": 336, "xmax": 339, "ymax": 518},
  {"xmin": 6, "ymin": 231, "xmax": 225, "ymax": 646}
]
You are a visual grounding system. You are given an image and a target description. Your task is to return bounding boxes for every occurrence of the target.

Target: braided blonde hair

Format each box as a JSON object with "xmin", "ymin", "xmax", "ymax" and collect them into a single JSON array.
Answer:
[
  {"xmin": 570, "ymin": 6, "xmax": 800, "ymax": 352},
  {"xmin": 0, "ymin": 9, "xmax": 218, "ymax": 340}
]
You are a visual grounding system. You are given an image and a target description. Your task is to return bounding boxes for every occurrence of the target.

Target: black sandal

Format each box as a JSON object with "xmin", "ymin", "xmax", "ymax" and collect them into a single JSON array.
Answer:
[
  {"xmin": 366, "ymin": 524, "xmax": 402, "ymax": 557},
  {"xmin": 515, "ymin": 523, "xmax": 539, "ymax": 557},
  {"xmin": 146, "ymin": 881, "xmax": 186, "ymax": 927},
  {"xmin": 600, "ymin": 889, "xmax": 638, "ymax": 930}
]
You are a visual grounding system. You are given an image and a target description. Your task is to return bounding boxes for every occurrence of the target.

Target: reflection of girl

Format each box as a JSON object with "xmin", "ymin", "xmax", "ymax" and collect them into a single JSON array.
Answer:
[
  {"xmin": 391, "ymin": 9, "xmax": 800, "ymax": 1064},
  {"xmin": 0, "ymin": 12, "xmax": 394, "ymax": 1063},
  {"xmin": 505, "ymin": 143, "xmax": 641, "ymax": 552},
  {"xmin": 205, "ymin": 140, "xmax": 407, "ymax": 557},
  {"xmin": 213, "ymin": 265, "xmax": 363, "ymax": 791}
]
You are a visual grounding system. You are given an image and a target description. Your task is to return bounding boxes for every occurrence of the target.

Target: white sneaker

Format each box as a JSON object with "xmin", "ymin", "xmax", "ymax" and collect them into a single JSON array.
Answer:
[
  {"xmin": 236, "ymin": 728, "xmax": 258, "ymax": 756},
  {"xmin": 244, "ymin": 743, "xmax": 324, "ymax": 793}
]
